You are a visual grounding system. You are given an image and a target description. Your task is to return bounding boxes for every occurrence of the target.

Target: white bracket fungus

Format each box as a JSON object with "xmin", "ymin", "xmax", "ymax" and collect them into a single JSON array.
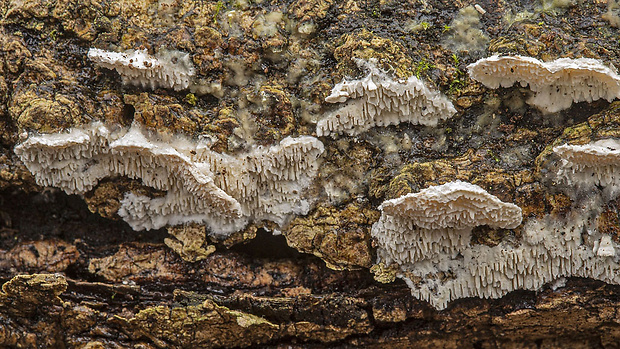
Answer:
[
  {"xmin": 14, "ymin": 122, "xmax": 324, "ymax": 236},
  {"xmin": 88, "ymin": 48, "xmax": 196, "ymax": 91},
  {"xmin": 373, "ymin": 180, "xmax": 620, "ymax": 310},
  {"xmin": 467, "ymin": 55, "xmax": 620, "ymax": 113},
  {"xmin": 372, "ymin": 181, "xmax": 522, "ymax": 266},
  {"xmin": 316, "ymin": 61, "xmax": 456, "ymax": 137},
  {"xmin": 379, "ymin": 181, "xmax": 522, "ymax": 230},
  {"xmin": 554, "ymin": 139, "xmax": 620, "ymax": 197}
]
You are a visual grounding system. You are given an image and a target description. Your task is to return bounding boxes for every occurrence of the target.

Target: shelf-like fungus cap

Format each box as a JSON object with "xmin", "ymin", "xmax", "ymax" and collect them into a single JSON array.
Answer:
[
  {"xmin": 467, "ymin": 55, "xmax": 620, "ymax": 113},
  {"xmin": 317, "ymin": 60, "xmax": 456, "ymax": 137},
  {"xmin": 88, "ymin": 48, "xmax": 195, "ymax": 91},
  {"xmin": 379, "ymin": 181, "xmax": 523, "ymax": 230},
  {"xmin": 554, "ymin": 139, "xmax": 620, "ymax": 167}
]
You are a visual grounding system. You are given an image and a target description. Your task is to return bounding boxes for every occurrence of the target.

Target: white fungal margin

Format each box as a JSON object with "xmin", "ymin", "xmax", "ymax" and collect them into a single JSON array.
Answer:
[
  {"xmin": 317, "ymin": 60, "xmax": 456, "ymax": 137},
  {"xmin": 554, "ymin": 138, "xmax": 620, "ymax": 198},
  {"xmin": 88, "ymin": 48, "xmax": 196, "ymax": 91},
  {"xmin": 467, "ymin": 55, "xmax": 620, "ymax": 113},
  {"xmin": 14, "ymin": 122, "xmax": 324, "ymax": 236}
]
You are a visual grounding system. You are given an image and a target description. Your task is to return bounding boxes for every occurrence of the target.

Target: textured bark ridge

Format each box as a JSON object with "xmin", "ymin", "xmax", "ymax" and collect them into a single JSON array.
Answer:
[{"xmin": 2, "ymin": 0, "xmax": 620, "ymax": 347}]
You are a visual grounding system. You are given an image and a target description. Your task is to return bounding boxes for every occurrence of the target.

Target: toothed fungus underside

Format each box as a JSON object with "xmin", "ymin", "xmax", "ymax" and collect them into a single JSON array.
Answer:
[
  {"xmin": 14, "ymin": 122, "xmax": 324, "ymax": 235},
  {"xmin": 372, "ymin": 180, "xmax": 620, "ymax": 310},
  {"xmin": 467, "ymin": 55, "xmax": 620, "ymax": 113},
  {"xmin": 372, "ymin": 181, "xmax": 522, "ymax": 267},
  {"xmin": 316, "ymin": 62, "xmax": 456, "ymax": 137},
  {"xmin": 88, "ymin": 48, "xmax": 196, "ymax": 91},
  {"xmin": 554, "ymin": 139, "xmax": 620, "ymax": 197}
]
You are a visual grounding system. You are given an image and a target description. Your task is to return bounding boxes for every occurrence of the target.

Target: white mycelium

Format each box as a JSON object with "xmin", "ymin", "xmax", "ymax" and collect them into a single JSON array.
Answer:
[
  {"xmin": 88, "ymin": 48, "xmax": 196, "ymax": 91},
  {"xmin": 316, "ymin": 61, "xmax": 456, "ymax": 137},
  {"xmin": 372, "ymin": 180, "xmax": 620, "ymax": 310},
  {"xmin": 14, "ymin": 122, "xmax": 324, "ymax": 235},
  {"xmin": 467, "ymin": 55, "xmax": 620, "ymax": 113}
]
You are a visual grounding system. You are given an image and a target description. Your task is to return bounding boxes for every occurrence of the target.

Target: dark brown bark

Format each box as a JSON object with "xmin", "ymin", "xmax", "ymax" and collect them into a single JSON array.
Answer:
[{"xmin": 2, "ymin": 0, "xmax": 620, "ymax": 347}]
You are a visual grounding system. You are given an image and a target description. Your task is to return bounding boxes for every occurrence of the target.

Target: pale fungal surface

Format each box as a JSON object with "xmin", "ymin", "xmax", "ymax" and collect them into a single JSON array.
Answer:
[
  {"xmin": 554, "ymin": 139, "xmax": 620, "ymax": 198},
  {"xmin": 372, "ymin": 181, "xmax": 523, "ymax": 266},
  {"xmin": 14, "ymin": 122, "xmax": 324, "ymax": 235},
  {"xmin": 373, "ymin": 180, "xmax": 620, "ymax": 310},
  {"xmin": 467, "ymin": 55, "xmax": 620, "ymax": 113},
  {"xmin": 379, "ymin": 181, "xmax": 523, "ymax": 231},
  {"xmin": 597, "ymin": 235, "xmax": 616, "ymax": 257},
  {"xmin": 88, "ymin": 48, "xmax": 196, "ymax": 91},
  {"xmin": 316, "ymin": 61, "xmax": 456, "ymax": 137}
]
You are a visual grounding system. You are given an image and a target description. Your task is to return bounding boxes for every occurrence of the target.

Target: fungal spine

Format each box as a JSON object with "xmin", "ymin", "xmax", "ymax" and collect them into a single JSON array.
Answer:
[
  {"xmin": 317, "ymin": 60, "xmax": 456, "ymax": 137},
  {"xmin": 467, "ymin": 55, "xmax": 620, "ymax": 113},
  {"xmin": 14, "ymin": 122, "xmax": 324, "ymax": 235},
  {"xmin": 88, "ymin": 48, "xmax": 196, "ymax": 91}
]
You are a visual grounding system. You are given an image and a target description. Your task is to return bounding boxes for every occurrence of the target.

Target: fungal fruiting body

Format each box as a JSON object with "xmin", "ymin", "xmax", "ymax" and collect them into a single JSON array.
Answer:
[
  {"xmin": 88, "ymin": 48, "xmax": 196, "ymax": 91},
  {"xmin": 190, "ymin": 134, "xmax": 325, "ymax": 229},
  {"xmin": 14, "ymin": 122, "xmax": 324, "ymax": 235},
  {"xmin": 467, "ymin": 55, "xmax": 620, "ymax": 113},
  {"xmin": 316, "ymin": 61, "xmax": 456, "ymax": 137},
  {"xmin": 554, "ymin": 139, "xmax": 620, "ymax": 197},
  {"xmin": 373, "ymin": 180, "xmax": 620, "ymax": 310},
  {"xmin": 372, "ymin": 181, "xmax": 522, "ymax": 266}
]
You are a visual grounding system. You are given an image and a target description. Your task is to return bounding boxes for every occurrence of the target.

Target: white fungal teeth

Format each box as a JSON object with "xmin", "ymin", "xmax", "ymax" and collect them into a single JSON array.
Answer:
[
  {"xmin": 88, "ymin": 48, "xmax": 196, "ymax": 91},
  {"xmin": 373, "ymin": 181, "xmax": 523, "ymax": 268},
  {"xmin": 373, "ymin": 179, "xmax": 620, "ymax": 310},
  {"xmin": 13, "ymin": 122, "xmax": 324, "ymax": 236},
  {"xmin": 467, "ymin": 55, "xmax": 620, "ymax": 113},
  {"xmin": 316, "ymin": 59, "xmax": 456, "ymax": 137},
  {"xmin": 554, "ymin": 139, "xmax": 620, "ymax": 199}
]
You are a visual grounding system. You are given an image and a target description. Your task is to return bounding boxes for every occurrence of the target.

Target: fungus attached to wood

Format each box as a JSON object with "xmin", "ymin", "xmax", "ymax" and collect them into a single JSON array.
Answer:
[
  {"xmin": 554, "ymin": 138, "xmax": 620, "ymax": 197},
  {"xmin": 467, "ymin": 55, "xmax": 620, "ymax": 113},
  {"xmin": 316, "ymin": 60, "xmax": 456, "ymax": 137},
  {"xmin": 372, "ymin": 181, "xmax": 522, "ymax": 266},
  {"xmin": 88, "ymin": 48, "xmax": 196, "ymax": 91},
  {"xmin": 373, "ymin": 179, "xmax": 620, "ymax": 309},
  {"xmin": 14, "ymin": 122, "xmax": 324, "ymax": 235}
]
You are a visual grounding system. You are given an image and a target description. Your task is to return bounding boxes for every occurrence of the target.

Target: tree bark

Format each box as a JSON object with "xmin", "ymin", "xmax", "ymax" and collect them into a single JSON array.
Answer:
[{"xmin": 1, "ymin": 0, "xmax": 620, "ymax": 348}]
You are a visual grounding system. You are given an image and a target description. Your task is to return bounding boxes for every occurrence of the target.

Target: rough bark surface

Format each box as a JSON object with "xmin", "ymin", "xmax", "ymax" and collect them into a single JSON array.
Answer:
[{"xmin": 1, "ymin": 0, "xmax": 620, "ymax": 348}]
